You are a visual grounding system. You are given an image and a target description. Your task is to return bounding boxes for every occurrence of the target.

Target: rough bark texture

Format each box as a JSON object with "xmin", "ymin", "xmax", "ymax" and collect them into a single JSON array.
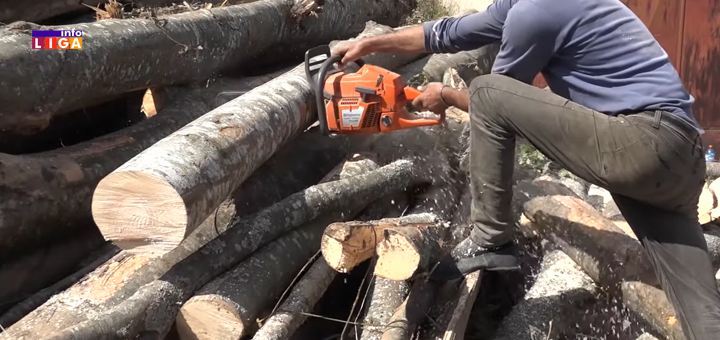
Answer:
[
  {"xmin": 375, "ymin": 215, "xmax": 448, "ymax": 281},
  {"xmin": 90, "ymin": 21, "xmax": 423, "ymax": 257},
  {"xmin": 621, "ymin": 281, "xmax": 685, "ymax": 340},
  {"xmin": 707, "ymin": 161, "xmax": 720, "ymax": 179},
  {"xmin": 0, "ymin": 229, "xmax": 106, "ymax": 315},
  {"xmin": 704, "ymin": 224, "xmax": 720, "ymax": 271},
  {"xmin": 176, "ymin": 156, "xmax": 380, "ymax": 340},
  {"xmin": 0, "ymin": 71, "xmax": 283, "ymax": 262},
  {"xmin": 493, "ymin": 249, "xmax": 597, "ymax": 340},
  {"xmin": 522, "ymin": 195, "xmax": 658, "ymax": 289},
  {"xmin": 44, "ymin": 160, "xmax": 417, "ymax": 340},
  {"xmin": 438, "ymin": 271, "xmax": 482, "ymax": 340},
  {"xmin": 0, "ymin": 127, "xmax": 349, "ymax": 340},
  {"xmin": 380, "ymin": 280, "xmax": 437, "ymax": 340},
  {"xmin": 322, "ymin": 214, "xmax": 439, "ymax": 274},
  {"xmin": 0, "ymin": 244, "xmax": 119, "ymax": 329},
  {"xmin": 0, "ymin": 0, "xmax": 410, "ymax": 134},
  {"xmin": 359, "ymin": 277, "xmax": 411, "ymax": 340},
  {"xmin": 249, "ymin": 257, "xmax": 337, "ymax": 340},
  {"xmin": 0, "ymin": 0, "xmax": 192, "ymax": 24}
]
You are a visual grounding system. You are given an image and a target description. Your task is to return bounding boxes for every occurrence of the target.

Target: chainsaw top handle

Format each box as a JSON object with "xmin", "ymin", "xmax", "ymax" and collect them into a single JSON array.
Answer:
[{"xmin": 315, "ymin": 54, "xmax": 365, "ymax": 135}]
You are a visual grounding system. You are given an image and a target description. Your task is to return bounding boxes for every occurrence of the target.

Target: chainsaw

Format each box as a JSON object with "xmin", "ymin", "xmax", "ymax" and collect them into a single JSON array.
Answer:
[{"xmin": 304, "ymin": 45, "xmax": 445, "ymax": 135}]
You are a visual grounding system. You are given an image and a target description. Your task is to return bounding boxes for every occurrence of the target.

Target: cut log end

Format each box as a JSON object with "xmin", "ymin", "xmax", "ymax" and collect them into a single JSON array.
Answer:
[
  {"xmin": 177, "ymin": 296, "xmax": 245, "ymax": 340},
  {"xmin": 321, "ymin": 223, "xmax": 386, "ymax": 273},
  {"xmin": 92, "ymin": 170, "xmax": 186, "ymax": 255},
  {"xmin": 375, "ymin": 230, "xmax": 422, "ymax": 281}
]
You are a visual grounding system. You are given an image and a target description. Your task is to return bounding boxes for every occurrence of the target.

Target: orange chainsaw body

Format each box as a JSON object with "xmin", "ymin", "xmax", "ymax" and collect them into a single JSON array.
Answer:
[{"xmin": 305, "ymin": 45, "xmax": 444, "ymax": 135}]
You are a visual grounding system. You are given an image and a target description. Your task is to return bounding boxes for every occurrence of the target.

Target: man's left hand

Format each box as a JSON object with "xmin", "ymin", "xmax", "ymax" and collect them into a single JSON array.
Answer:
[{"xmin": 411, "ymin": 82, "xmax": 449, "ymax": 115}]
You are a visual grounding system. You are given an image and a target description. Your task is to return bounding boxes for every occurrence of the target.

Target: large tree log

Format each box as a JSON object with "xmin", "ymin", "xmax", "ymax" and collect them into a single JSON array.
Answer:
[
  {"xmin": 380, "ymin": 279, "xmax": 437, "ymax": 340},
  {"xmin": 0, "ymin": 70, "xmax": 284, "ymax": 261},
  {"xmin": 0, "ymin": 0, "xmax": 411, "ymax": 134},
  {"xmin": 0, "ymin": 229, "xmax": 106, "ymax": 315},
  {"xmin": 44, "ymin": 160, "xmax": 417, "ymax": 340},
  {"xmin": 176, "ymin": 156, "xmax": 380, "ymax": 340},
  {"xmin": 0, "ymin": 0, "xmax": 186, "ymax": 24},
  {"xmin": 0, "ymin": 244, "xmax": 119, "ymax": 328},
  {"xmin": 522, "ymin": 195, "xmax": 658, "ymax": 288},
  {"xmin": 90, "ymin": 21, "xmax": 424, "ymax": 257},
  {"xmin": 493, "ymin": 249, "xmax": 597, "ymax": 340},
  {"xmin": 375, "ymin": 214, "xmax": 447, "ymax": 281},
  {"xmin": 322, "ymin": 214, "xmax": 440, "ymax": 274}
]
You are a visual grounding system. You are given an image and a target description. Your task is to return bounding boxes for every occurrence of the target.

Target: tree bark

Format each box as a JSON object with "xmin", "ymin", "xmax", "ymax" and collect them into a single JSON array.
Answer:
[
  {"xmin": 0, "ymin": 229, "xmax": 106, "ymax": 316},
  {"xmin": 176, "ymin": 156, "xmax": 380, "ymax": 340},
  {"xmin": 322, "ymin": 214, "xmax": 438, "ymax": 274},
  {"xmin": 522, "ymin": 195, "xmax": 658, "ymax": 289},
  {"xmin": 44, "ymin": 160, "xmax": 417, "ymax": 340},
  {"xmin": 0, "ymin": 71, "xmax": 283, "ymax": 262},
  {"xmin": 493, "ymin": 249, "xmax": 597, "ymax": 340},
  {"xmin": 375, "ymin": 214, "xmax": 447, "ymax": 281},
  {"xmin": 90, "ymin": 21, "xmax": 424, "ymax": 257},
  {"xmin": 0, "ymin": 0, "xmax": 193, "ymax": 24},
  {"xmin": 380, "ymin": 279, "xmax": 438, "ymax": 340},
  {"xmin": 248, "ymin": 257, "xmax": 337, "ymax": 340},
  {"xmin": 0, "ymin": 244, "xmax": 119, "ymax": 329},
  {"xmin": 621, "ymin": 281, "xmax": 685, "ymax": 340},
  {"xmin": 0, "ymin": 0, "xmax": 410, "ymax": 134}
]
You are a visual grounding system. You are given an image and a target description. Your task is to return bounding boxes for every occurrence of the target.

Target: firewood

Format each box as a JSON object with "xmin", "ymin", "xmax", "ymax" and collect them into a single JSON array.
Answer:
[
  {"xmin": 0, "ymin": 229, "xmax": 106, "ymax": 316},
  {"xmin": 0, "ymin": 244, "xmax": 119, "ymax": 328},
  {"xmin": 380, "ymin": 279, "xmax": 438, "ymax": 340},
  {"xmin": 522, "ymin": 195, "xmax": 658, "ymax": 288},
  {"xmin": 90, "ymin": 22, "xmax": 425, "ymax": 258},
  {"xmin": 621, "ymin": 281, "xmax": 685, "ymax": 340},
  {"xmin": 438, "ymin": 271, "xmax": 482, "ymax": 340},
  {"xmin": 43, "ymin": 160, "xmax": 417, "ymax": 340},
  {"xmin": 374, "ymin": 214, "xmax": 447, "ymax": 281},
  {"xmin": 249, "ymin": 257, "xmax": 336, "ymax": 340},
  {"xmin": 0, "ymin": 149, "xmax": 404, "ymax": 340},
  {"xmin": 322, "ymin": 214, "xmax": 439, "ymax": 274},
  {"xmin": 637, "ymin": 333, "xmax": 661, "ymax": 340},
  {"xmin": 0, "ymin": 71, "xmax": 283, "ymax": 262},
  {"xmin": 493, "ymin": 249, "xmax": 597, "ymax": 340},
  {"xmin": 704, "ymin": 224, "xmax": 720, "ymax": 271},
  {"xmin": 0, "ymin": 1, "xmax": 411, "ymax": 135},
  {"xmin": 698, "ymin": 186, "xmax": 716, "ymax": 224},
  {"xmin": 176, "ymin": 156, "xmax": 380, "ymax": 340}
]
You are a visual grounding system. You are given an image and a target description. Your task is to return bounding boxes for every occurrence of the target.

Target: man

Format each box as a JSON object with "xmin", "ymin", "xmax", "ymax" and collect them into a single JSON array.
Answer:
[{"xmin": 333, "ymin": 0, "xmax": 720, "ymax": 338}]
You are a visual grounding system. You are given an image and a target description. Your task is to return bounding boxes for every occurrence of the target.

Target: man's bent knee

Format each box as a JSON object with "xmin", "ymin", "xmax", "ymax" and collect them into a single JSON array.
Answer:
[{"xmin": 468, "ymin": 74, "xmax": 510, "ymax": 123}]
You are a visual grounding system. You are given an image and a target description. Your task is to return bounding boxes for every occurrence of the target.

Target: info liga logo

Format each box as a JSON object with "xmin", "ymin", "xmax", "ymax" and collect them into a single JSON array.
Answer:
[{"xmin": 32, "ymin": 29, "xmax": 83, "ymax": 49}]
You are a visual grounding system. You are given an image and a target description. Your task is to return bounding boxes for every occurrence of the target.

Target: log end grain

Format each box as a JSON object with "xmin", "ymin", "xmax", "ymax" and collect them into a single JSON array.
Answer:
[
  {"xmin": 321, "ymin": 223, "xmax": 385, "ymax": 273},
  {"xmin": 177, "ymin": 295, "xmax": 245, "ymax": 340},
  {"xmin": 92, "ymin": 170, "xmax": 187, "ymax": 256},
  {"xmin": 375, "ymin": 229, "xmax": 421, "ymax": 281}
]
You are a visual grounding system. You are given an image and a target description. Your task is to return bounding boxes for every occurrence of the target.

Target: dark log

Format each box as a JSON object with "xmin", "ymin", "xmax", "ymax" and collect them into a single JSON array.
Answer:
[
  {"xmin": 44, "ymin": 160, "xmax": 417, "ymax": 340},
  {"xmin": 176, "ymin": 156, "xmax": 380, "ymax": 340},
  {"xmin": 493, "ymin": 249, "xmax": 597, "ymax": 340},
  {"xmin": 249, "ymin": 257, "xmax": 337, "ymax": 340},
  {"xmin": 0, "ymin": 0, "xmax": 410, "ymax": 134},
  {"xmin": 380, "ymin": 279, "xmax": 438, "ymax": 340},
  {"xmin": 707, "ymin": 162, "xmax": 720, "ymax": 179},
  {"xmin": 0, "ymin": 70, "xmax": 285, "ymax": 262},
  {"xmin": 522, "ymin": 195, "xmax": 658, "ymax": 288},
  {"xmin": 621, "ymin": 281, "xmax": 685, "ymax": 340},
  {"xmin": 0, "ymin": 244, "xmax": 119, "ymax": 329},
  {"xmin": 358, "ymin": 277, "xmax": 411, "ymax": 340},
  {"xmin": 90, "ymin": 21, "xmax": 424, "ymax": 257},
  {"xmin": 375, "ymin": 214, "xmax": 447, "ymax": 281},
  {"xmin": 0, "ymin": 229, "xmax": 106, "ymax": 316},
  {"xmin": 322, "ymin": 214, "xmax": 438, "ymax": 274},
  {"xmin": 437, "ymin": 271, "xmax": 481, "ymax": 340}
]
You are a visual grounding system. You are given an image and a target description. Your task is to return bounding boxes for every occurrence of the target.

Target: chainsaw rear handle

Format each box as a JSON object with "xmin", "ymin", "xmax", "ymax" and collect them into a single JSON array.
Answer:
[
  {"xmin": 315, "ymin": 54, "xmax": 365, "ymax": 135},
  {"xmin": 395, "ymin": 86, "xmax": 445, "ymax": 129}
]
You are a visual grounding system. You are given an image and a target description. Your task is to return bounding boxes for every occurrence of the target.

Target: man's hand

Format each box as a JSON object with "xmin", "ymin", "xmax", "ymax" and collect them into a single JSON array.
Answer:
[
  {"xmin": 332, "ymin": 40, "xmax": 370, "ymax": 68},
  {"xmin": 411, "ymin": 82, "xmax": 449, "ymax": 115}
]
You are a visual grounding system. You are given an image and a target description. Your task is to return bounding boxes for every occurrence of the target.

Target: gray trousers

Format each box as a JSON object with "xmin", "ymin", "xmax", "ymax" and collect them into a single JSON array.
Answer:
[{"xmin": 467, "ymin": 74, "xmax": 720, "ymax": 340}]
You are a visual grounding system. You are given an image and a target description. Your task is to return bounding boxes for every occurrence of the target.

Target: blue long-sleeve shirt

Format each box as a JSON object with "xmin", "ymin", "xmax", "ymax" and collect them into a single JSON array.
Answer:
[{"xmin": 423, "ymin": 0, "xmax": 700, "ymax": 129}]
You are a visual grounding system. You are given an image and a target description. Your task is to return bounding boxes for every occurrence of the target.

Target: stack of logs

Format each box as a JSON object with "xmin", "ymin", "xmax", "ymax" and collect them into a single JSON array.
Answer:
[{"xmin": 0, "ymin": 1, "xmax": 718, "ymax": 340}]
